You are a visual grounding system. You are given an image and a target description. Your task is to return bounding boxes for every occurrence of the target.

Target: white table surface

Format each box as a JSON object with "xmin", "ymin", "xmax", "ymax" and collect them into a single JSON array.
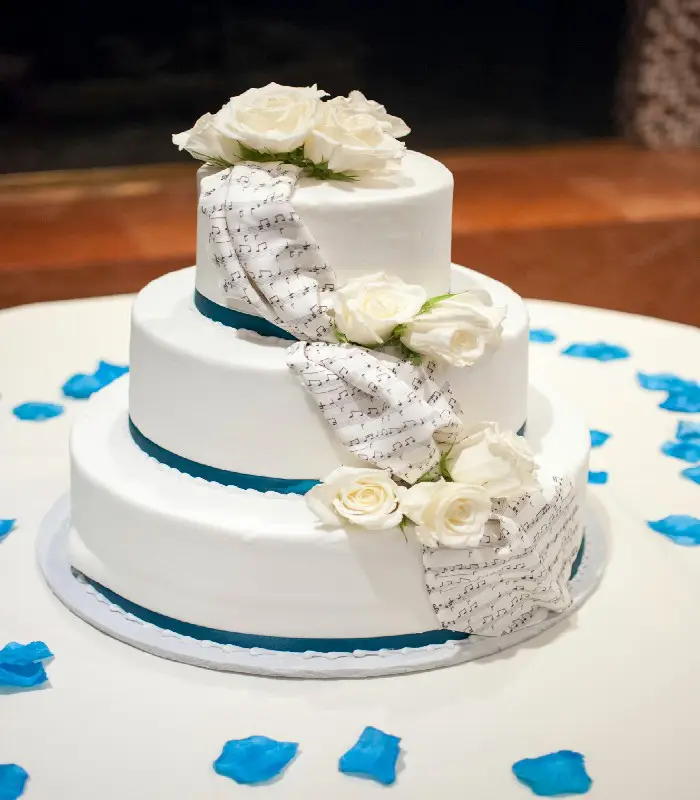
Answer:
[{"xmin": 1, "ymin": 293, "xmax": 699, "ymax": 799}]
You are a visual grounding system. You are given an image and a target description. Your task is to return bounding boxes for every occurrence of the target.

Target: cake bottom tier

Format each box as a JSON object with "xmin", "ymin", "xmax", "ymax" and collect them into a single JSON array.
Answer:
[{"xmin": 68, "ymin": 377, "xmax": 589, "ymax": 640}]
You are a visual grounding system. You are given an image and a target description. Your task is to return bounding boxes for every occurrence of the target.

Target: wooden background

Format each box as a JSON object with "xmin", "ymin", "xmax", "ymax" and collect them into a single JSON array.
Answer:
[{"xmin": 1, "ymin": 142, "xmax": 699, "ymax": 326}]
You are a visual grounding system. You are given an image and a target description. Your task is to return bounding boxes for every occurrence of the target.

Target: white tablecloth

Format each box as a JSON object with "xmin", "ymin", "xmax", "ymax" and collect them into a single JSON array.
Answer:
[{"xmin": 1, "ymin": 294, "xmax": 699, "ymax": 799}]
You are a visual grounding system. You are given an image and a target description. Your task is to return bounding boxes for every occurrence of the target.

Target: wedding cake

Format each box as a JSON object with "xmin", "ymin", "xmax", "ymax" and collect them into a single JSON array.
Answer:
[{"xmin": 65, "ymin": 84, "xmax": 590, "ymax": 672}]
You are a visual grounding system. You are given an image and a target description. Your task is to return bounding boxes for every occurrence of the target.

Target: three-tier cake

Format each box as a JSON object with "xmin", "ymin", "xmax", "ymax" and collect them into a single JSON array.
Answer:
[{"xmin": 63, "ymin": 84, "xmax": 593, "ymax": 675}]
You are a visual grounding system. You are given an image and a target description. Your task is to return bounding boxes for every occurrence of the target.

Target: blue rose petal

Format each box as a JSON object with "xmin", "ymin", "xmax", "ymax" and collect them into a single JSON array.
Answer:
[
  {"xmin": 61, "ymin": 374, "xmax": 103, "ymax": 399},
  {"xmin": 661, "ymin": 440, "xmax": 700, "ymax": 463},
  {"xmin": 512, "ymin": 750, "xmax": 592, "ymax": 796},
  {"xmin": 677, "ymin": 421, "xmax": 700, "ymax": 442},
  {"xmin": 589, "ymin": 430, "xmax": 611, "ymax": 448},
  {"xmin": 660, "ymin": 385, "xmax": 700, "ymax": 413},
  {"xmin": 0, "ymin": 641, "xmax": 53, "ymax": 688},
  {"xmin": 588, "ymin": 471, "xmax": 608, "ymax": 485},
  {"xmin": 648, "ymin": 516, "xmax": 700, "ymax": 546},
  {"xmin": 12, "ymin": 402, "xmax": 64, "ymax": 421},
  {"xmin": 339, "ymin": 726, "xmax": 401, "ymax": 786},
  {"xmin": 636, "ymin": 372, "xmax": 696, "ymax": 392},
  {"xmin": 95, "ymin": 360, "xmax": 129, "ymax": 382},
  {"xmin": 681, "ymin": 465, "xmax": 700, "ymax": 485},
  {"xmin": 561, "ymin": 342, "xmax": 630, "ymax": 362},
  {"xmin": 0, "ymin": 764, "xmax": 29, "ymax": 800},
  {"xmin": 529, "ymin": 328, "xmax": 558, "ymax": 344},
  {"xmin": 213, "ymin": 736, "xmax": 298, "ymax": 785},
  {"xmin": 62, "ymin": 361, "xmax": 129, "ymax": 400},
  {"xmin": 0, "ymin": 520, "xmax": 16, "ymax": 540}
]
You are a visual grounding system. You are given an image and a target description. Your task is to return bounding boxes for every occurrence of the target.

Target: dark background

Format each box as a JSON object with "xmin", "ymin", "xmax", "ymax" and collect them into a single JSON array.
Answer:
[{"xmin": 1, "ymin": 1, "xmax": 627, "ymax": 173}]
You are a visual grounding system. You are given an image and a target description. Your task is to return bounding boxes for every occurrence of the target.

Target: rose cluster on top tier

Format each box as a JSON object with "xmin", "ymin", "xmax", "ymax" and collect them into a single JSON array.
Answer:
[
  {"xmin": 173, "ymin": 83, "xmax": 410, "ymax": 179},
  {"xmin": 329, "ymin": 272, "xmax": 506, "ymax": 368},
  {"xmin": 307, "ymin": 422, "xmax": 539, "ymax": 548}
]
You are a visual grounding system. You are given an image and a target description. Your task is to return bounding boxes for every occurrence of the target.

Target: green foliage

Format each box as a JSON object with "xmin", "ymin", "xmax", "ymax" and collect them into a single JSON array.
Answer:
[
  {"xmin": 438, "ymin": 446, "xmax": 454, "ymax": 480},
  {"xmin": 418, "ymin": 293, "xmax": 454, "ymax": 315},
  {"xmin": 234, "ymin": 144, "xmax": 358, "ymax": 182},
  {"xmin": 333, "ymin": 325, "xmax": 350, "ymax": 344}
]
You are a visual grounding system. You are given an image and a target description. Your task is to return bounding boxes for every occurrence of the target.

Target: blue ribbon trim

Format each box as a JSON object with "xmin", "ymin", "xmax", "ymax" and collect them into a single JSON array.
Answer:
[
  {"xmin": 129, "ymin": 418, "xmax": 319, "ymax": 495},
  {"xmin": 82, "ymin": 536, "xmax": 583, "ymax": 653},
  {"xmin": 83, "ymin": 575, "xmax": 469, "ymax": 653},
  {"xmin": 194, "ymin": 289, "xmax": 297, "ymax": 340}
]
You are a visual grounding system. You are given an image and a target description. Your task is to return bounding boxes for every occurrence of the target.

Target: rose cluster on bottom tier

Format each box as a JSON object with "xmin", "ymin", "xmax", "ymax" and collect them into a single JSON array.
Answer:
[{"xmin": 307, "ymin": 421, "xmax": 538, "ymax": 548}]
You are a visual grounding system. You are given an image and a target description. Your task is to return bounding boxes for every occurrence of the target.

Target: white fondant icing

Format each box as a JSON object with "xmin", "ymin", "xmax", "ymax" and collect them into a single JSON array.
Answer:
[
  {"xmin": 195, "ymin": 151, "xmax": 454, "ymax": 308},
  {"xmin": 69, "ymin": 376, "xmax": 588, "ymax": 640},
  {"xmin": 128, "ymin": 266, "xmax": 528, "ymax": 479}
]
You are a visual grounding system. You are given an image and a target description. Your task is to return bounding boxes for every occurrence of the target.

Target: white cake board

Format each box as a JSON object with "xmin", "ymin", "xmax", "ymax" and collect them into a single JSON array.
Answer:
[{"xmin": 37, "ymin": 494, "xmax": 608, "ymax": 679}]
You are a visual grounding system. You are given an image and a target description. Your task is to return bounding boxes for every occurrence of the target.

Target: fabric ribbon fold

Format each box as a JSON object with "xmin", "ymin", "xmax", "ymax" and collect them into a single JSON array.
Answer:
[
  {"xmin": 287, "ymin": 341, "xmax": 463, "ymax": 483},
  {"xmin": 423, "ymin": 475, "xmax": 582, "ymax": 636},
  {"xmin": 200, "ymin": 162, "xmax": 336, "ymax": 342}
]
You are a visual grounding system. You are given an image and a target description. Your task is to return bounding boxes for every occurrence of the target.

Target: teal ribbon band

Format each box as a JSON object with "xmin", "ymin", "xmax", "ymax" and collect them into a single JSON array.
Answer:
[
  {"xmin": 83, "ymin": 575, "xmax": 469, "ymax": 652},
  {"xmin": 129, "ymin": 418, "xmax": 319, "ymax": 495},
  {"xmin": 80, "ymin": 540, "xmax": 582, "ymax": 654},
  {"xmin": 194, "ymin": 289, "xmax": 297, "ymax": 340}
]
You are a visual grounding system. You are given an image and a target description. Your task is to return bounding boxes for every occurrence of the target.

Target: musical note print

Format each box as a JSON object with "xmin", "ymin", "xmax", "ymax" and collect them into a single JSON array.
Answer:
[
  {"xmin": 199, "ymin": 161, "xmax": 336, "ymax": 341},
  {"xmin": 287, "ymin": 342, "xmax": 463, "ymax": 483},
  {"xmin": 422, "ymin": 476, "xmax": 582, "ymax": 637}
]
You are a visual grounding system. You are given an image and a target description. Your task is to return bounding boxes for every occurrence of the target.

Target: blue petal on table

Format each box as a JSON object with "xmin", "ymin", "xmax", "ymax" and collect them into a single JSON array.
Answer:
[
  {"xmin": 62, "ymin": 360, "xmax": 129, "ymax": 400},
  {"xmin": 659, "ymin": 385, "xmax": 700, "ymax": 413},
  {"xmin": 512, "ymin": 750, "xmax": 592, "ymax": 796},
  {"xmin": 677, "ymin": 420, "xmax": 700, "ymax": 442},
  {"xmin": 213, "ymin": 736, "xmax": 298, "ymax": 785},
  {"xmin": 681, "ymin": 465, "xmax": 700, "ymax": 485},
  {"xmin": 561, "ymin": 342, "xmax": 630, "ymax": 362},
  {"xmin": 12, "ymin": 402, "xmax": 64, "ymax": 421},
  {"xmin": 636, "ymin": 372, "xmax": 698, "ymax": 392},
  {"xmin": 529, "ymin": 328, "xmax": 558, "ymax": 344},
  {"xmin": 0, "ymin": 641, "xmax": 53, "ymax": 688},
  {"xmin": 589, "ymin": 430, "xmax": 611, "ymax": 448},
  {"xmin": 0, "ymin": 520, "xmax": 16, "ymax": 540},
  {"xmin": 648, "ymin": 516, "xmax": 700, "ymax": 546},
  {"xmin": 660, "ymin": 440, "xmax": 700, "ymax": 463},
  {"xmin": 0, "ymin": 764, "xmax": 29, "ymax": 800},
  {"xmin": 339, "ymin": 726, "xmax": 401, "ymax": 786},
  {"xmin": 588, "ymin": 471, "xmax": 608, "ymax": 485}
]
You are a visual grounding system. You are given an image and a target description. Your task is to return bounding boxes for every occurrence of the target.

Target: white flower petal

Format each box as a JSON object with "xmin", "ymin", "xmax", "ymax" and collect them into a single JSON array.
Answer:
[{"xmin": 400, "ymin": 291, "xmax": 505, "ymax": 368}]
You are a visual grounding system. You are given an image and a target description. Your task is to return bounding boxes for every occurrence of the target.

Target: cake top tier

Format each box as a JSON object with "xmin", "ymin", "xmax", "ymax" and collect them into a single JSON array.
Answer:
[{"xmin": 179, "ymin": 83, "xmax": 456, "ymax": 304}]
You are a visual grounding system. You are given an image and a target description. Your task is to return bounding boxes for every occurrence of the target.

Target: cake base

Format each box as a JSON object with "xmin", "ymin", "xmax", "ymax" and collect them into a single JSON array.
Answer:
[{"xmin": 38, "ymin": 494, "xmax": 607, "ymax": 679}]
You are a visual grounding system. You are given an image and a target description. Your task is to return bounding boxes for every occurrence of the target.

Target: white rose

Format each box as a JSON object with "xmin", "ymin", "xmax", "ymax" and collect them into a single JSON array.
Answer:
[
  {"xmin": 401, "ymin": 479, "xmax": 492, "ymax": 548},
  {"xmin": 307, "ymin": 466, "xmax": 402, "ymax": 530},
  {"xmin": 214, "ymin": 82, "xmax": 327, "ymax": 153},
  {"xmin": 400, "ymin": 290, "xmax": 506, "ymax": 367},
  {"xmin": 447, "ymin": 422, "xmax": 538, "ymax": 499},
  {"xmin": 305, "ymin": 99, "xmax": 407, "ymax": 173},
  {"xmin": 172, "ymin": 113, "xmax": 240, "ymax": 164},
  {"xmin": 332, "ymin": 90, "xmax": 410, "ymax": 138},
  {"xmin": 329, "ymin": 272, "xmax": 427, "ymax": 346}
]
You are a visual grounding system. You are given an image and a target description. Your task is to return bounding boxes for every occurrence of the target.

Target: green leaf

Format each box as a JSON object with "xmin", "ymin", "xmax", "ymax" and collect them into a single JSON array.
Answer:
[
  {"xmin": 192, "ymin": 144, "xmax": 357, "ymax": 181},
  {"xmin": 304, "ymin": 160, "xmax": 358, "ymax": 182},
  {"xmin": 402, "ymin": 344, "xmax": 423, "ymax": 365},
  {"xmin": 438, "ymin": 446, "xmax": 454, "ymax": 481},
  {"xmin": 418, "ymin": 293, "xmax": 454, "ymax": 315},
  {"xmin": 392, "ymin": 323, "xmax": 408, "ymax": 339},
  {"xmin": 333, "ymin": 325, "xmax": 350, "ymax": 344}
]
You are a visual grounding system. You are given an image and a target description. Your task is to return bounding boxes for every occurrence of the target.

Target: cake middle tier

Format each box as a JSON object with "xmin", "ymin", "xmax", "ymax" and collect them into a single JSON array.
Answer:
[{"xmin": 129, "ymin": 266, "xmax": 529, "ymax": 481}]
